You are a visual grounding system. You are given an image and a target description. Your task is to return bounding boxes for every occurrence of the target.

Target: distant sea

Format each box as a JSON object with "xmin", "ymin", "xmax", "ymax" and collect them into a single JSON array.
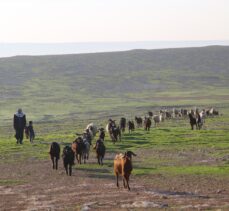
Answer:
[{"xmin": 0, "ymin": 40, "xmax": 229, "ymax": 58}]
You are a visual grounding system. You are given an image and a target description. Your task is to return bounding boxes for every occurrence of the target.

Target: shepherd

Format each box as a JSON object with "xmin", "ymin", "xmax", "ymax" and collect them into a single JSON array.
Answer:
[{"xmin": 13, "ymin": 108, "xmax": 26, "ymax": 144}]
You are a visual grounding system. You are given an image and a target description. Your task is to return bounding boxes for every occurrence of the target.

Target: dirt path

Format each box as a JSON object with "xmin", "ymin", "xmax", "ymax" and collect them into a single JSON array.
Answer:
[{"xmin": 1, "ymin": 157, "xmax": 229, "ymax": 210}]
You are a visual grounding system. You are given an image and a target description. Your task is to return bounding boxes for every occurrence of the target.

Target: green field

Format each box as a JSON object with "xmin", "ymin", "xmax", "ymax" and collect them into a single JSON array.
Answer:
[
  {"xmin": 0, "ymin": 46, "xmax": 229, "ymax": 123},
  {"xmin": 1, "ymin": 104, "xmax": 229, "ymax": 177},
  {"xmin": 0, "ymin": 47, "xmax": 229, "ymax": 209},
  {"xmin": 0, "ymin": 46, "xmax": 229, "ymax": 176}
]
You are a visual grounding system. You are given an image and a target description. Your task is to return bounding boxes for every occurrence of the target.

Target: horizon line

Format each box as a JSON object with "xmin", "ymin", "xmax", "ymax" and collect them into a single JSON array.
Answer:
[{"xmin": 1, "ymin": 41, "xmax": 229, "ymax": 58}]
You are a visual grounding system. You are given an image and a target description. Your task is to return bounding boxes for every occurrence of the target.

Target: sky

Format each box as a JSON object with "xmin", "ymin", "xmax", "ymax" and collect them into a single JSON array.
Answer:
[{"xmin": 0, "ymin": 0, "xmax": 228, "ymax": 43}]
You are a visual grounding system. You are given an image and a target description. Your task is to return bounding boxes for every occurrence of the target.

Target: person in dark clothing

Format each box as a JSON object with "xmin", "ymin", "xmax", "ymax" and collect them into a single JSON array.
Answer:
[
  {"xmin": 28, "ymin": 121, "xmax": 35, "ymax": 143},
  {"xmin": 13, "ymin": 108, "xmax": 26, "ymax": 144}
]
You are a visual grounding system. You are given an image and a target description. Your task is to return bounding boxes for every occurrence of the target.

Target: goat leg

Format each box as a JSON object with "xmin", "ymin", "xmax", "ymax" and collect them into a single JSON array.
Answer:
[
  {"xmin": 123, "ymin": 178, "xmax": 126, "ymax": 188},
  {"xmin": 64, "ymin": 164, "xmax": 68, "ymax": 175},
  {"xmin": 51, "ymin": 157, "xmax": 55, "ymax": 169},
  {"xmin": 56, "ymin": 158, "xmax": 58, "ymax": 170},
  {"xmin": 69, "ymin": 165, "xmax": 72, "ymax": 176},
  {"xmin": 76, "ymin": 154, "xmax": 79, "ymax": 164},
  {"xmin": 126, "ymin": 178, "xmax": 130, "ymax": 191},
  {"xmin": 79, "ymin": 155, "xmax": 82, "ymax": 164},
  {"xmin": 124, "ymin": 175, "xmax": 130, "ymax": 191},
  {"xmin": 116, "ymin": 174, "xmax": 119, "ymax": 188}
]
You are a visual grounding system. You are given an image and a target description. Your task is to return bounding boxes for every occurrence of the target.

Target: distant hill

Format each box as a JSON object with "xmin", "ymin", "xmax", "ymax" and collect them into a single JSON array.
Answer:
[{"xmin": 0, "ymin": 46, "xmax": 229, "ymax": 122}]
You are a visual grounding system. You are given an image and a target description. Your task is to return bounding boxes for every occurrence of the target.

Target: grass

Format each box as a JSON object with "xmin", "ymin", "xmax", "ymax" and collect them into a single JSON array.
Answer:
[
  {"xmin": 1, "ymin": 46, "xmax": 229, "ymax": 124},
  {"xmin": 0, "ymin": 179, "xmax": 26, "ymax": 186},
  {"xmin": 0, "ymin": 104, "xmax": 228, "ymax": 178}
]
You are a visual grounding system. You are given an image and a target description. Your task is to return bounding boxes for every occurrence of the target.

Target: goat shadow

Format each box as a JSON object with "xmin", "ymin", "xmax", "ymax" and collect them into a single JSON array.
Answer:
[
  {"xmin": 124, "ymin": 132, "xmax": 144, "ymax": 137},
  {"xmin": 157, "ymin": 128, "xmax": 171, "ymax": 132}
]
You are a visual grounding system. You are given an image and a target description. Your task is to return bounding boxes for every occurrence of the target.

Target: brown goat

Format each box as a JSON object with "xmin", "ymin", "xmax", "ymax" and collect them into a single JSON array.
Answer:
[
  {"xmin": 71, "ymin": 137, "xmax": 84, "ymax": 164},
  {"xmin": 114, "ymin": 151, "xmax": 136, "ymax": 190}
]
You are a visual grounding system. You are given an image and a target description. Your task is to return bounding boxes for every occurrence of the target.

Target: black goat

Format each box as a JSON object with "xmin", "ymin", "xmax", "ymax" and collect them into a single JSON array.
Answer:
[
  {"xmin": 49, "ymin": 142, "xmax": 60, "ymax": 170},
  {"xmin": 62, "ymin": 146, "xmax": 75, "ymax": 176}
]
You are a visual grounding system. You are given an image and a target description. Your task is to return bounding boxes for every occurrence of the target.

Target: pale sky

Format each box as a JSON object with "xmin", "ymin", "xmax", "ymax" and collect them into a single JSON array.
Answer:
[{"xmin": 0, "ymin": 0, "xmax": 228, "ymax": 42}]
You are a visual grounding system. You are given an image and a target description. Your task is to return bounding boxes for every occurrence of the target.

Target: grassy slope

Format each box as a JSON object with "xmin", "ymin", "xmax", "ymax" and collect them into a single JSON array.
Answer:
[
  {"xmin": 0, "ymin": 46, "xmax": 229, "ymax": 182},
  {"xmin": 0, "ymin": 107, "xmax": 229, "ymax": 180},
  {"xmin": 0, "ymin": 46, "xmax": 229, "ymax": 123}
]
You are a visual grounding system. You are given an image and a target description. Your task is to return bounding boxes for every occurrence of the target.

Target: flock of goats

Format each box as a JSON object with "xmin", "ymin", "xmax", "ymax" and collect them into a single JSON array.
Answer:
[{"xmin": 48, "ymin": 106, "xmax": 219, "ymax": 190}]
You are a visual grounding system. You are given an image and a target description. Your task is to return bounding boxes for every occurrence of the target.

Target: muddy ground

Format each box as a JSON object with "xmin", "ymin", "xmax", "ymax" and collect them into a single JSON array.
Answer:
[{"xmin": 1, "ymin": 153, "xmax": 229, "ymax": 211}]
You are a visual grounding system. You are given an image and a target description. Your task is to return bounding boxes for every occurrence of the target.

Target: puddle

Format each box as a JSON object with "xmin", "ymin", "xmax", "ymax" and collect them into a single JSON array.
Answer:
[
  {"xmin": 81, "ymin": 202, "xmax": 97, "ymax": 211},
  {"xmin": 121, "ymin": 201, "xmax": 168, "ymax": 208},
  {"xmin": 0, "ymin": 186, "xmax": 14, "ymax": 194},
  {"xmin": 180, "ymin": 204, "xmax": 210, "ymax": 209},
  {"xmin": 146, "ymin": 190, "xmax": 209, "ymax": 199}
]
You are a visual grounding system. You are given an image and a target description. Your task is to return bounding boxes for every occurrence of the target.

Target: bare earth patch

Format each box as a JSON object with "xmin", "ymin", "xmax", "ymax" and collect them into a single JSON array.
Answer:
[{"xmin": 1, "ymin": 156, "xmax": 229, "ymax": 211}]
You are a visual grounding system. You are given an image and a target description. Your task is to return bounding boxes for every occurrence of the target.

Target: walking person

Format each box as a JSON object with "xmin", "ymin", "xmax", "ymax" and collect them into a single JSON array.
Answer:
[
  {"xmin": 13, "ymin": 108, "xmax": 26, "ymax": 144},
  {"xmin": 28, "ymin": 121, "xmax": 35, "ymax": 143}
]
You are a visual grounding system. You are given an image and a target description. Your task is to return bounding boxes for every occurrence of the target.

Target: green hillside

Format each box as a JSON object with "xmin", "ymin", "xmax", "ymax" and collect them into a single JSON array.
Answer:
[{"xmin": 0, "ymin": 46, "xmax": 229, "ymax": 123}]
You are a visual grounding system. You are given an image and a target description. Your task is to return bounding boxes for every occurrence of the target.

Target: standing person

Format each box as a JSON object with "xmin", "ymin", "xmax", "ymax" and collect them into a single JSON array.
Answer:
[
  {"xmin": 28, "ymin": 121, "xmax": 35, "ymax": 143},
  {"xmin": 13, "ymin": 108, "xmax": 26, "ymax": 144}
]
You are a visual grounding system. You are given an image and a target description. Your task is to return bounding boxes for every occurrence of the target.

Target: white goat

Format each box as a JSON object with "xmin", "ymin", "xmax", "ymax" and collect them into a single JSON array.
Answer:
[
  {"xmin": 153, "ymin": 114, "xmax": 162, "ymax": 127},
  {"xmin": 86, "ymin": 123, "xmax": 97, "ymax": 138}
]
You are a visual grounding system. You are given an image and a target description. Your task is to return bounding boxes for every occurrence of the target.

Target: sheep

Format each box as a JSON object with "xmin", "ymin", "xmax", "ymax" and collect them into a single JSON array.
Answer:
[
  {"xmin": 153, "ymin": 114, "xmax": 162, "ymax": 127},
  {"xmin": 206, "ymin": 108, "xmax": 219, "ymax": 116},
  {"xmin": 49, "ymin": 142, "xmax": 60, "ymax": 170},
  {"xmin": 199, "ymin": 110, "xmax": 206, "ymax": 120},
  {"xmin": 159, "ymin": 109, "xmax": 174, "ymax": 119},
  {"xmin": 86, "ymin": 123, "xmax": 98, "ymax": 139},
  {"xmin": 94, "ymin": 139, "xmax": 106, "ymax": 165},
  {"xmin": 114, "ymin": 151, "xmax": 136, "ymax": 190},
  {"xmin": 105, "ymin": 123, "xmax": 109, "ymax": 133},
  {"xmin": 62, "ymin": 145, "xmax": 75, "ymax": 176}
]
